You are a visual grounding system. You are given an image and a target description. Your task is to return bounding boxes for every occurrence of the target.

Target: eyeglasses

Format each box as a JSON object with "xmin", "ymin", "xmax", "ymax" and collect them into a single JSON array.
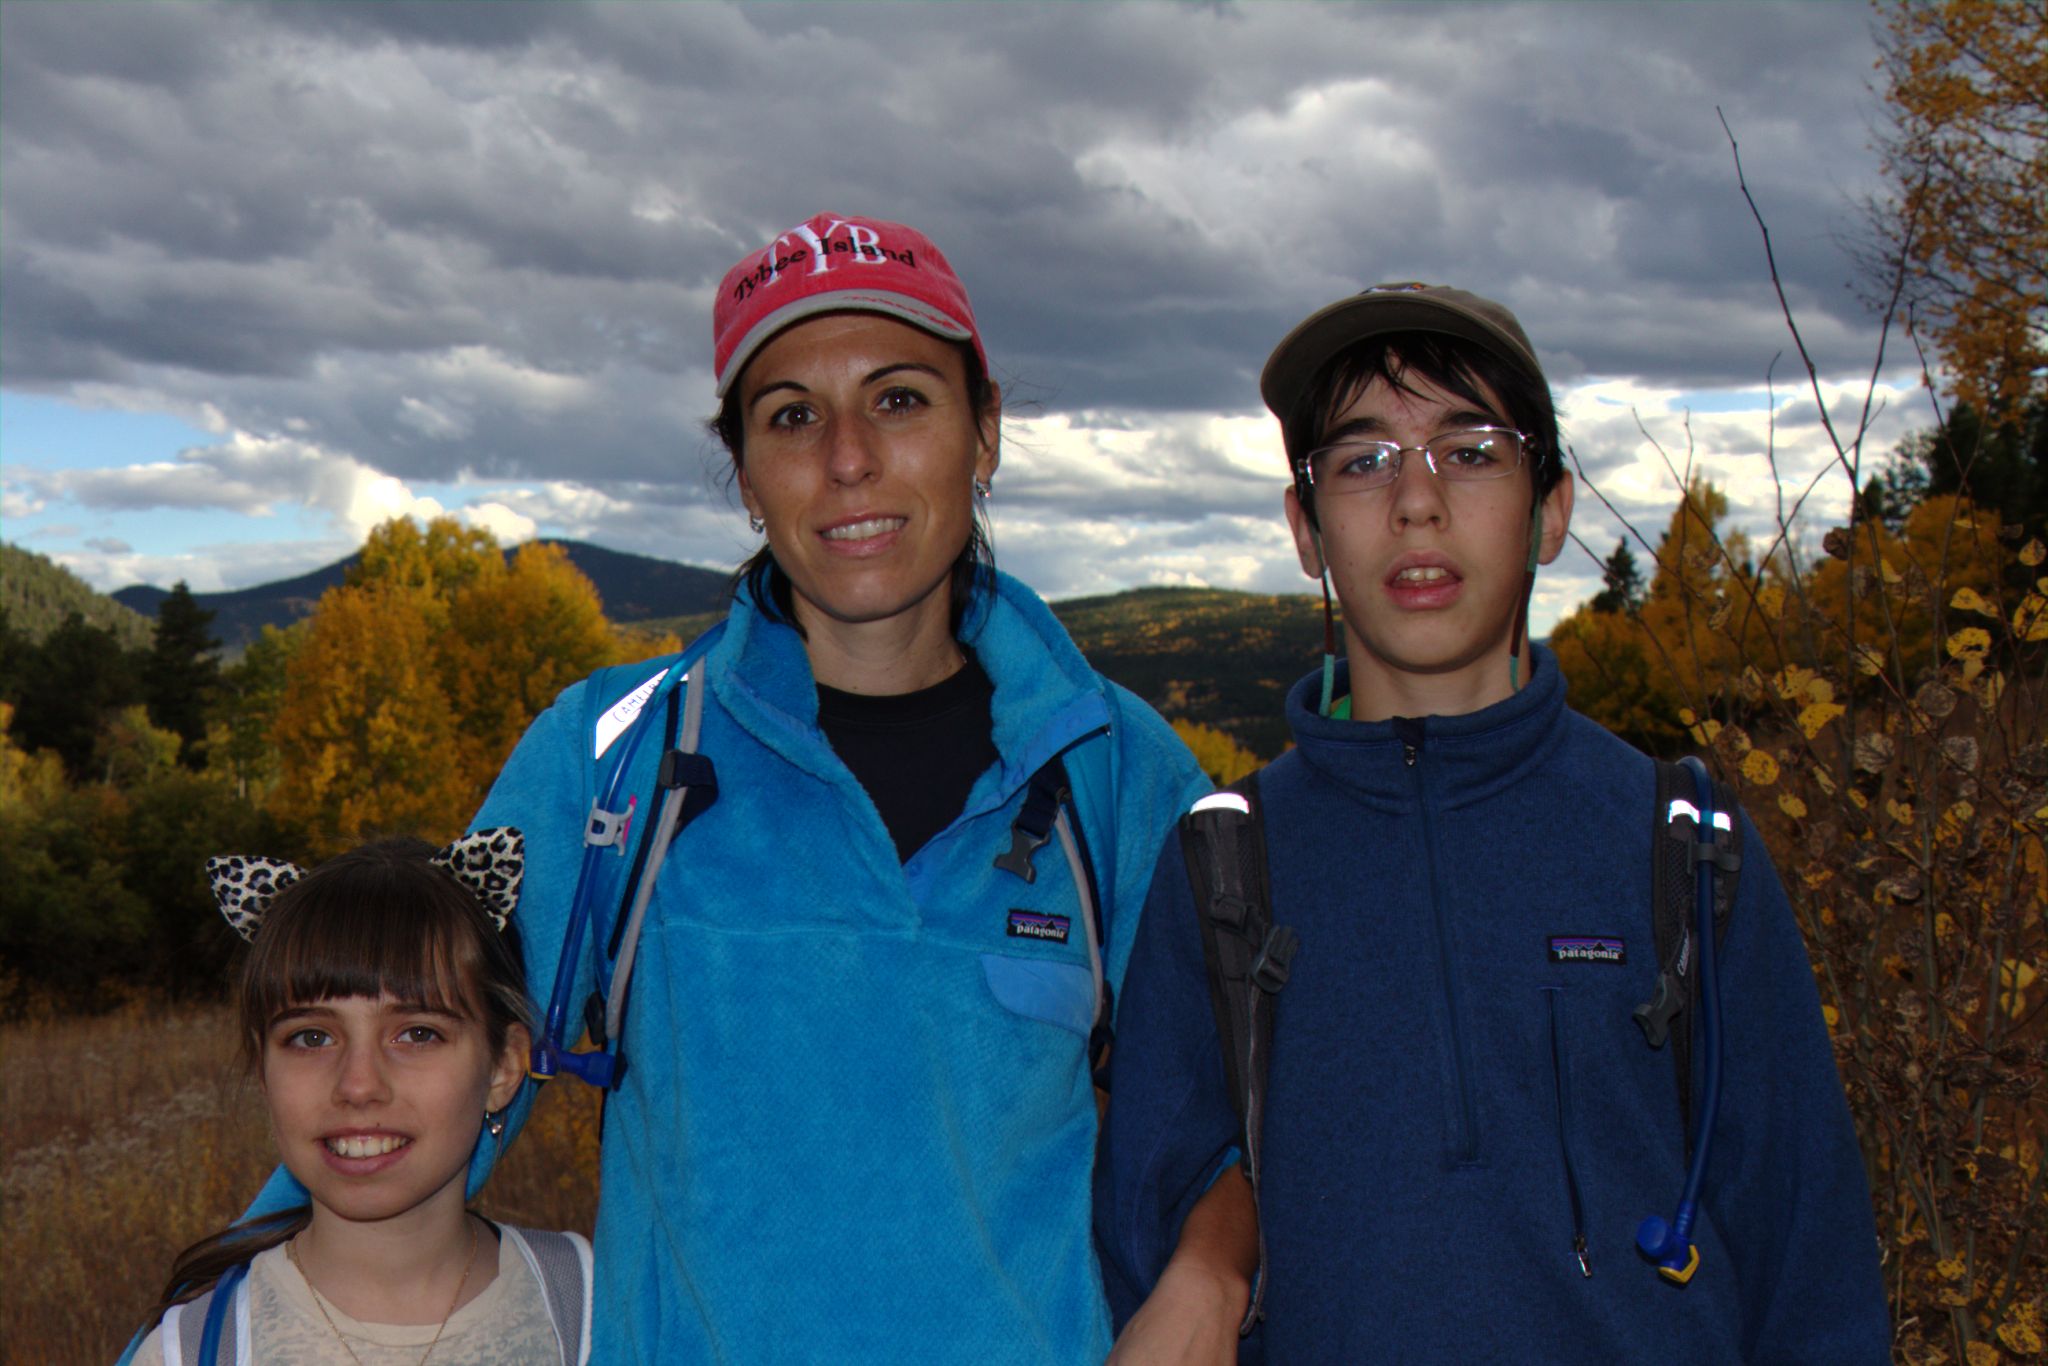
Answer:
[{"xmin": 1299, "ymin": 425, "xmax": 1528, "ymax": 496}]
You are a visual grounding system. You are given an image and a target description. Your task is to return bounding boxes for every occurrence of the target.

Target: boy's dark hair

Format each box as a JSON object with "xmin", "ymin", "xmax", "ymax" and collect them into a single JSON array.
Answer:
[
  {"xmin": 143, "ymin": 838, "xmax": 531, "ymax": 1332},
  {"xmin": 709, "ymin": 336, "xmax": 1000, "ymax": 637},
  {"xmin": 1284, "ymin": 330, "xmax": 1563, "ymax": 527}
]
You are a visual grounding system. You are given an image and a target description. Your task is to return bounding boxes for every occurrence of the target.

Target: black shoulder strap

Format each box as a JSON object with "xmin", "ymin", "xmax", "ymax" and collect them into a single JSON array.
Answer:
[
  {"xmin": 1177, "ymin": 771, "xmax": 1298, "ymax": 1334},
  {"xmin": 1634, "ymin": 758, "xmax": 1742, "ymax": 1158}
]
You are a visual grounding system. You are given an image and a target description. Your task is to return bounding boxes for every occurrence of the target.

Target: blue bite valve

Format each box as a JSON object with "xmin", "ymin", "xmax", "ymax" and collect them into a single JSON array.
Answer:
[
  {"xmin": 1636, "ymin": 1212, "xmax": 1700, "ymax": 1285},
  {"xmin": 530, "ymin": 1040, "xmax": 619, "ymax": 1090}
]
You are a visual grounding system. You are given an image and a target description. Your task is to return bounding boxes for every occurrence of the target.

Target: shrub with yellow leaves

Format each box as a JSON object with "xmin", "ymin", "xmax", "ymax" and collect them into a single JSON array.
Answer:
[
  {"xmin": 1553, "ymin": 152, "xmax": 2046, "ymax": 1364},
  {"xmin": 1562, "ymin": 485, "xmax": 2046, "ymax": 1363}
]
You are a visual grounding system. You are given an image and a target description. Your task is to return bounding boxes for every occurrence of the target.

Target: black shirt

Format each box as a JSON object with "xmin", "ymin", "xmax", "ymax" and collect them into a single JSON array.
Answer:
[{"xmin": 816, "ymin": 653, "xmax": 999, "ymax": 862}]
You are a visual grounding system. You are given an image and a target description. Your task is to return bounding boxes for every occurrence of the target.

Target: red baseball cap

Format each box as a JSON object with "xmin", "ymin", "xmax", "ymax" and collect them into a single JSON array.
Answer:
[{"xmin": 712, "ymin": 213, "xmax": 987, "ymax": 397}]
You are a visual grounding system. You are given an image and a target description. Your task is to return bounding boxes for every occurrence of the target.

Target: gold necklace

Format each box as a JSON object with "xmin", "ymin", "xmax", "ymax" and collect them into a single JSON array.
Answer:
[{"xmin": 287, "ymin": 1215, "xmax": 480, "ymax": 1366}]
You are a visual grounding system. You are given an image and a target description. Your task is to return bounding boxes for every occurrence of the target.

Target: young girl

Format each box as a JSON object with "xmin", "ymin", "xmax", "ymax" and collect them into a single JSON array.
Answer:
[{"xmin": 129, "ymin": 832, "xmax": 591, "ymax": 1366}]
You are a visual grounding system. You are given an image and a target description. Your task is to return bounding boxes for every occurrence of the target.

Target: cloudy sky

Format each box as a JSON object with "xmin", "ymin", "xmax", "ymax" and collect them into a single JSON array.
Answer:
[{"xmin": 1, "ymin": 1, "xmax": 1930, "ymax": 633}]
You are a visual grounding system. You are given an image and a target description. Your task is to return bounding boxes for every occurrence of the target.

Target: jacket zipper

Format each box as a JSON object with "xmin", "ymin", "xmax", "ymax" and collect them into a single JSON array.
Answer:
[
  {"xmin": 1396, "ymin": 717, "xmax": 1480, "ymax": 1166},
  {"xmin": 1545, "ymin": 986, "xmax": 1593, "ymax": 1277}
]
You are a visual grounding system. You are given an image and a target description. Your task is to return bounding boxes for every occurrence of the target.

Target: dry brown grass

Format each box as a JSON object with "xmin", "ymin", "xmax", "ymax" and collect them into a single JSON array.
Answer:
[{"xmin": 1, "ymin": 1003, "xmax": 600, "ymax": 1364}]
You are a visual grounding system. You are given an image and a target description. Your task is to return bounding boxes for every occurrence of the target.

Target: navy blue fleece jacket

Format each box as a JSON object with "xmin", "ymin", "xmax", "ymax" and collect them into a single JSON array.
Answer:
[{"xmin": 1096, "ymin": 648, "xmax": 1889, "ymax": 1364}]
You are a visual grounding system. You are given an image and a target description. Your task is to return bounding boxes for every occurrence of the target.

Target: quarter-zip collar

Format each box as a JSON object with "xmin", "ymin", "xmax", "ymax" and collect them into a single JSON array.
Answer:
[
  {"xmin": 1287, "ymin": 645, "xmax": 1569, "ymax": 811},
  {"xmin": 708, "ymin": 568, "xmax": 1113, "ymax": 796}
]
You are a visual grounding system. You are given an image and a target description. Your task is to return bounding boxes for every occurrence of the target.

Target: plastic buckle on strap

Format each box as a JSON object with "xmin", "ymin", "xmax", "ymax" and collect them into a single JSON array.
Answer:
[
  {"xmin": 1210, "ymin": 893, "xmax": 1253, "ymax": 932},
  {"xmin": 994, "ymin": 825, "xmax": 1050, "ymax": 882},
  {"xmin": 1250, "ymin": 925, "xmax": 1299, "ymax": 993},
  {"xmin": 1694, "ymin": 840, "xmax": 1742, "ymax": 874},
  {"xmin": 585, "ymin": 797, "xmax": 635, "ymax": 851},
  {"xmin": 1632, "ymin": 970, "xmax": 1685, "ymax": 1048},
  {"xmin": 658, "ymin": 750, "xmax": 717, "ymax": 792}
]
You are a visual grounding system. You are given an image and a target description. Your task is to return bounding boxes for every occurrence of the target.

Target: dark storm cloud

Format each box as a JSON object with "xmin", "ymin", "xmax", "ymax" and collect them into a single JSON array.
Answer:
[{"xmin": 2, "ymin": 0, "xmax": 1898, "ymax": 562}]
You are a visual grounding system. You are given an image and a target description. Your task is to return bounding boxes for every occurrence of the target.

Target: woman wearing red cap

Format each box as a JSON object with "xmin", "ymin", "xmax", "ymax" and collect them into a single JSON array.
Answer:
[{"xmin": 458, "ymin": 215, "xmax": 1243, "ymax": 1360}]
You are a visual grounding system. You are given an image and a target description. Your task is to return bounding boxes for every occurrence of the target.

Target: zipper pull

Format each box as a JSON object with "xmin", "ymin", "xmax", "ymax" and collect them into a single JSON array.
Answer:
[
  {"xmin": 1573, "ymin": 1234, "xmax": 1592, "ymax": 1279},
  {"xmin": 1392, "ymin": 716, "xmax": 1424, "ymax": 768}
]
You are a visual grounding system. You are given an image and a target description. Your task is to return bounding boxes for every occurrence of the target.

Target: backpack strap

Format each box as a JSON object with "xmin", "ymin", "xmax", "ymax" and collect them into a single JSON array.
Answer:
[
  {"xmin": 1633, "ymin": 758, "xmax": 1742, "ymax": 1156},
  {"xmin": 175, "ymin": 1260, "xmax": 248, "ymax": 1366},
  {"xmin": 534, "ymin": 639, "xmax": 719, "ymax": 1093},
  {"xmin": 597, "ymin": 657, "xmax": 716, "ymax": 1064},
  {"xmin": 499, "ymin": 1225, "xmax": 594, "ymax": 1366},
  {"xmin": 995, "ymin": 747, "xmax": 1114, "ymax": 1076},
  {"xmin": 165, "ymin": 1295, "xmax": 200, "ymax": 1366},
  {"xmin": 1177, "ymin": 771, "xmax": 1299, "ymax": 1335}
]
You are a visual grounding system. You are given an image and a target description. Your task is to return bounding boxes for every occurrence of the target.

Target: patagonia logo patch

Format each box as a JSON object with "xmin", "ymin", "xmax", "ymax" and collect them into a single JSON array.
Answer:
[
  {"xmin": 1549, "ymin": 935, "xmax": 1627, "ymax": 965},
  {"xmin": 1007, "ymin": 910, "xmax": 1070, "ymax": 944}
]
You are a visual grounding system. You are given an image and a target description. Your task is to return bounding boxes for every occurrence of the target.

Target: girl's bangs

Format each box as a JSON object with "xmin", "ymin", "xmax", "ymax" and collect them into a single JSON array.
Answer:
[{"xmin": 243, "ymin": 882, "xmax": 486, "ymax": 1047}]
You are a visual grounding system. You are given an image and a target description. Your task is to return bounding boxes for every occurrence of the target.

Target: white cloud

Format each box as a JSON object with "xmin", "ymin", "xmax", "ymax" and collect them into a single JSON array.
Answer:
[
  {"xmin": 461, "ymin": 499, "xmax": 538, "ymax": 545},
  {"xmin": 50, "ymin": 536, "xmax": 355, "ymax": 595},
  {"xmin": 1556, "ymin": 373, "xmax": 1922, "ymax": 577},
  {"xmin": 0, "ymin": 0, "xmax": 1912, "ymax": 633}
]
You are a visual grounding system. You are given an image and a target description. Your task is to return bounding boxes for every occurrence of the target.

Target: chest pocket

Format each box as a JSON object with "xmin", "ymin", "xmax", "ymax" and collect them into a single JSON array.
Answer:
[
  {"xmin": 974, "ymin": 748, "xmax": 1110, "ymax": 1041},
  {"xmin": 981, "ymin": 955, "xmax": 1095, "ymax": 1037}
]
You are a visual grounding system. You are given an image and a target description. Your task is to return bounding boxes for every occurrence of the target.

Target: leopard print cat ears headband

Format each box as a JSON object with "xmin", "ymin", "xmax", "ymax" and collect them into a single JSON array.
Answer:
[{"xmin": 205, "ymin": 828, "xmax": 527, "ymax": 944}]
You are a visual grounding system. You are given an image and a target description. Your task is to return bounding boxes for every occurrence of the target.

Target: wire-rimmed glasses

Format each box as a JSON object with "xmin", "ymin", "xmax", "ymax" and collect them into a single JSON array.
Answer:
[{"xmin": 1299, "ymin": 425, "xmax": 1529, "ymax": 497}]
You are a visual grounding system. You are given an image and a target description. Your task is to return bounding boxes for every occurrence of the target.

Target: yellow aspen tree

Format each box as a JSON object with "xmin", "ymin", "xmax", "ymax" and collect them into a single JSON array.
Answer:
[
  {"xmin": 1169, "ymin": 718, "xmax": 1260, "ymax": 786},
  {"xmin": 442, "ymin": 540, "xmax": 632, "ymax": 789},
  {"xmin": 269, "ymin": 578, "xmax": 472, "ymax": 853},
  {"xmin": 1876, "ymin": 0, "xmax": 2047, "ymax": 416}
]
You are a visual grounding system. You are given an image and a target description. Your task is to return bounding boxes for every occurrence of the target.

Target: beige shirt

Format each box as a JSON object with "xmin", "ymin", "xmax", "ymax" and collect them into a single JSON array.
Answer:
[{"xmin": 136, "ymin": 1231, "xmax": 565, "ymax": 1365}]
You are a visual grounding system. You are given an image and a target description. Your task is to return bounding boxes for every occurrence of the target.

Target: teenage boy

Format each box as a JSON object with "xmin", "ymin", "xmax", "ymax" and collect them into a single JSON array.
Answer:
[{"xmin": 1095, "ymin": 284, "xmax": 1890, "ymax": 1363}]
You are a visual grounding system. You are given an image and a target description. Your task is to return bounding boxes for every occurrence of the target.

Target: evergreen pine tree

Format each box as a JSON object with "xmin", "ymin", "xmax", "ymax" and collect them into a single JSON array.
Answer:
[
  {"xmin": 0, "ymin": 605, "xmax": 27, "ymax": 706},
  {"xmin": 1589, "ymin": 540, "xmax": 1645, "ymax": 615},
  {"xmin": 142, "ymin": 582, "xmax": 220, "ymax": 768},
  {"xmin": 1892, "ymin": 398, "xmax": 2048, "ymax": 534},
  {"xmin": 9, "ymin": 612, "xmax": 140, "ymax": 778}
]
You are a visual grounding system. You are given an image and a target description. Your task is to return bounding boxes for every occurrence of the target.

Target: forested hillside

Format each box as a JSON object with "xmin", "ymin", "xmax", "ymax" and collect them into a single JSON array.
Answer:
[
  {"xmin": 0, "ymin": 543, "xmax": 153, "ymax": 648},
  {"xmin": 1052, "ymin": 587, "xmax": 1326, "ymax": 761}
]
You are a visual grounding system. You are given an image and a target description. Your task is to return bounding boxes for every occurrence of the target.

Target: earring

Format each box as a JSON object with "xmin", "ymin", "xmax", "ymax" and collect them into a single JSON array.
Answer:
[
  {"xmin": 748, "ymin": 515, "xmax": 765, "ymax": 534},
  {"xmin": 485, "ymin": 1109, "xmax": 506, "ymax": 1139},
  {"xmin": 972, "ymin": 478, "xmax": 992, "ymax": 501}
]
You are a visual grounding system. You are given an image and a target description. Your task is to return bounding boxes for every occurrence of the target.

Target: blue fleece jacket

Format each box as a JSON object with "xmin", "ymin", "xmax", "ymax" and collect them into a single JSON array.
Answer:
[
  {"xmin": 458, "ymin": 571, "xmax": 1203, "ymax": 1362},
  {"xmin": 1096, "ymin": 648, "xmax": 1889, "ymax": 1364}
]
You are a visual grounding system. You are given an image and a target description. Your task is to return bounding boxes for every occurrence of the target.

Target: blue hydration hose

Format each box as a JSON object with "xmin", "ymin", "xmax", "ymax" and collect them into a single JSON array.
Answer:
[
  {"xmin": 530, "ymin": 656, "xmax": 690, "ymax": 1089},
  {"xmin": 1635, "ymin": 754, "xmax": 1722, "ymax": 1283}
]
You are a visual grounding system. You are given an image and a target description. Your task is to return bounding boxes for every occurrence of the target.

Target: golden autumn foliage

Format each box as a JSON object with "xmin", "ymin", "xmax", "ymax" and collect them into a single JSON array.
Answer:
[
  {"xmin": 1794, "ymin": 495, "xmax": 2009, "ymax": 677},
  {"xmin": 1171, "ymin": 718, "xmax": 1261, "ymax": 787},
  {"xmin": 1559, "ymin": 478, "xmax": 2047, "ymax": 1359},
  {"xmin": 1876, "ymin": 0, "xmax": 2047, "ymax": 417},
  {"xmin": 268, "ymin": 577, "xmax": 473, "ymax": 851},
  {"xmin": 1553, "ymin": 477, "xmax": 1764, "ymax": 753},
  {"xmin": 269, "ymin": 518, "xmax": 678, "ymax": 853}
]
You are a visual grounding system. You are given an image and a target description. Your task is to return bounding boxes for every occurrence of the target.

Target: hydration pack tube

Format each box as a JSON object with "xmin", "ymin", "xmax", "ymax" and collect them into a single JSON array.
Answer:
[
  {"xmin": 1632, "ymin": 754, "xmax": 1743, "ymax": 1285},
  {"xmin": 530, "ymin": 652, "xmax": 714, "ymax": 1091}
]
